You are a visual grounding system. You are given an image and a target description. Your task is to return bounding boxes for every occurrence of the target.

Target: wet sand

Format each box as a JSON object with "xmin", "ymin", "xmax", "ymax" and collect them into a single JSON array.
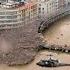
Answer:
[
  {"xmin": 0, "ymin": 51, "xmax": 70, "ymax": 70},
  {"xmin": 43, "ymin": 15, "xmax": 70, "ymax": 46}
]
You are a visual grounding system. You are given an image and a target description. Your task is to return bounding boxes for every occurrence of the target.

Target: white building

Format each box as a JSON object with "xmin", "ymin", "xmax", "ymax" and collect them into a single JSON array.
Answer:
[
  {"xmin": 37, "ymin": 0, "xmax": 68, "ymax": 20},
  {"xmin": 37, "ymin": 0, "xmax": 58, "ymax": 19}
]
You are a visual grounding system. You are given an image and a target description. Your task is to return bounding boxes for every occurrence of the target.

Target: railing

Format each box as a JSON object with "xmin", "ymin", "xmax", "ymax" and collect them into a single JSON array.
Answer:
[{"xmin": 38, "ymin": 4, "xmax": 70, "ymax": 33}]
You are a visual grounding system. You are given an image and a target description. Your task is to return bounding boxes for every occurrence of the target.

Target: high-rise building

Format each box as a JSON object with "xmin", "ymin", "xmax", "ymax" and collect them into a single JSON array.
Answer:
[
  {"xmin": 37, "ymin": 0, "xmax": 69, "ymax": 20},
  {"xmin": 0, "ymin": 0, "xmax": 37, "ymax": 28}
]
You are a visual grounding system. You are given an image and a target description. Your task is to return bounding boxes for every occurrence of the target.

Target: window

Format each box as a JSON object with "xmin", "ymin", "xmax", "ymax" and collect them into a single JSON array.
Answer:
[
  {"xmin": 39, "ymin": 4, "xmax": 41, "ymax": 6},
  {"xmin": 38, "ymin": 8, "xmax": 41, "ymax": 13},
  {"xmin": 42, "ymin": 8, "xmax": 44, "ymax": 10},
  {"xmin": 6, "ymin": 16, "xmax": 17, "ymax": 19},
  {"xmin": 0, "ymin": 12, "xmax": 5, "ymax": 15},
  {"xmin": 0, "ymin": 16, "xmax": 5, "ymax": 19},
  {"xmin": 38, "ymin": 8, "xmax": 41, "ymax": 10},
  {"xmin": 6, "ymin": 11, "xmax": 17, "ymax": 15}
]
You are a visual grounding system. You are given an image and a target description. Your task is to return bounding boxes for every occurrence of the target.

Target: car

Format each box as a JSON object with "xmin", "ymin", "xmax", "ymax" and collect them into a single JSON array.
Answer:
[{"xmin": 36, "ymin": 54, "xmax": 70, "ymax": 67}]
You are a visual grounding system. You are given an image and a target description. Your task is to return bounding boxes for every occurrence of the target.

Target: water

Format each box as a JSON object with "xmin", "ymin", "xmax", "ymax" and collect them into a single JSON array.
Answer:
[{"xmin": 0, "ymin": 15, "xmax": 70, "ymax": 70}]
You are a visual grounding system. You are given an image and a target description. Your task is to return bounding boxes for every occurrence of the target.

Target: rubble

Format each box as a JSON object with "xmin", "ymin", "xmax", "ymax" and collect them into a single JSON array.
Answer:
[{"xmin": 0, "ymin": 20, "xmax": 41, "ymax": 65}]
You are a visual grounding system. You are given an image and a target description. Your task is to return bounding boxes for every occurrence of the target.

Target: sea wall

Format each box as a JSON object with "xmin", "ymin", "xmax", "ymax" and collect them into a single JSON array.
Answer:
[
  {"xmin": 40, "ymin": 43, "xmax": 70, "ymax": 53},
  {"xmin": 38, "ymin": 4, "xmax": 70, "ymax": 33}
]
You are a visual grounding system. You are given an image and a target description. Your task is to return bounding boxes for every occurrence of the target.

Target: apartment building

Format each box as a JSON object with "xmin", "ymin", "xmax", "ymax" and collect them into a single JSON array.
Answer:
[
  {"xmin": 0, "ymin": 0, "xmax": 37, "ymax": 26},
  {"xmin": 37, "ymin": 0, "xmax": 58, "ymax": 18},
  {"xmin": 37, "ymin": 0, "xmax": 68, "ymax": 19}
]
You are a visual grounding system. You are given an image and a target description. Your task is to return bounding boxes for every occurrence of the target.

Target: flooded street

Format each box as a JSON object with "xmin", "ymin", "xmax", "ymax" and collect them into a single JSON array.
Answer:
[{"xmin": 0, "ymin": 15, "xmax": 70, "ymax": 70}]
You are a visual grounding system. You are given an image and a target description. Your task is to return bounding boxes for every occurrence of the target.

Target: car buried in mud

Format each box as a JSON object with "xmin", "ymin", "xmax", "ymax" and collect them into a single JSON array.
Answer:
[{"xmin": 36, "ymin": 54, "xmax": 70, "ymax": 67}]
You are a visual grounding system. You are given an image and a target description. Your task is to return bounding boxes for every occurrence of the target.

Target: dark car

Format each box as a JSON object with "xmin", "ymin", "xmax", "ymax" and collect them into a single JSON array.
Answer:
[
  {"xmin": 37, "ymin": 58, "xmax": 59, "ymax": 67},
  {"xmin": 36, "ymin": 54, "xmax": 70, "ymax": 67}
]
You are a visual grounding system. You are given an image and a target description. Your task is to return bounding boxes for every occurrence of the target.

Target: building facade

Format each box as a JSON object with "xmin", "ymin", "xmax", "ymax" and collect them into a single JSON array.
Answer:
[
  {"xmin": 37, "ymin": 0, "xmax": 69, "ymax": 20},
  {"xmin": 0, "ymin": 1, "xmax": 37, "ymax": 27},
  {"xmin": 0, "ymin": 0, "xmax": 69, "ymax": 28}
]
